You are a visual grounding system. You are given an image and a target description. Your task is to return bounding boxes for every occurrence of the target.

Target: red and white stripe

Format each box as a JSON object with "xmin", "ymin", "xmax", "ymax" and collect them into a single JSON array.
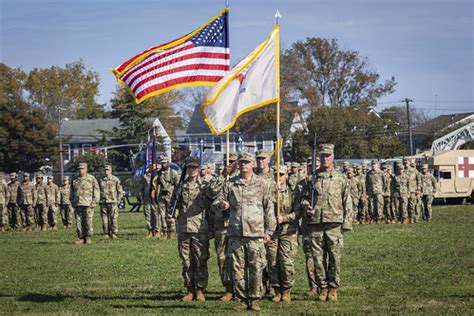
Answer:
[{"xmin": 117, "ymin": 42, "xmax": 230, "ymax": 100}]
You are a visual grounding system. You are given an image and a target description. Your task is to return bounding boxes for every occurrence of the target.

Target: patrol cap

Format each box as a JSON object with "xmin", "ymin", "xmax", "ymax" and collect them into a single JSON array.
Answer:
[
  {"xmin": 381, "ymin": 163, "xmax": 387, "ymax": 169},
  {"xmin": 223, "ymin": 153, "xmax": 238, "ymax": 162},
  {"xmin": 10, "ymin": 172, "xmax": 17, "ymax": 178},
  {"xmin": 318, "ymin": 143, "xmax": 334, "ymax": 155},
  {"xmin": 343, "ymin": 161, "xmax": 350, "ymax": 166},
  {"xmin": 291, "ymin": 162, "xmax": 300, "ymax": 168},
  {"xmin": 371, "ymin": 160, "xmax": 379, "ymax": 165},
  {"xmin": 104, "ymin": 164, "xmax": 112, "ymax": 170},
  {"xmin": 255, "ymin": 150, "xmax": 271, "ymax": 159},
  {"xmin": 362, "ymin": 163, "xmax": 368, "ymax": 168},
  {"xmin": 200, "ymin": 165, "xmax": 206, "ymax": 170},
  {"xmin": 238, "ymin": 152, "xmax": 254, "ymax": 163},
  {"xmin": 410, "ymin": 161, "xmax": 416, "ymax": 166},
  {"xmin": 285, "ymin": 162, "xmax": 291, "ymax": 167},
  {"xmin": 36, "ymin": 173, "xmax": 44, "ymax": 178},
  {"xmin": 185, "ymin": 156, "xmax": 200, "ymax": 168},
  {"xmin": 307, "ymin": 157, "xmax": 313, "ymax": 162},
  {"xmin": 63, "ymin": 176, "xmax": 70, "ymax": 180},
  {"xmin": 47, "ymin": 175, "xmax": 53, "ymax": 180},
  {"xmin": 347, "ymin": 167, "xmax": 354, "ymax": 173},
  {"xmin": 403, "ymin": 158, "xmax": 410, "ymax": 163},
  {"xmin": 422, "ymin": 164, "xmax": 429, "ymax": 169},
  {"xmin": 78, "ymin": 163, "xmax": 88, "ymax": 169},
  {"xmin": 23, "ymin": 172, "xmax": 30, "ymax": 177},
  {"xmin": 352, "ymin": 164, "xmax": 357, "ymax": 168},
  {"xmin": 159, "ymin": 156, "xmax": 169, "ymax": 163},
  {"xmin": 273, "ymin": 165, "xmax": 287, "ymax": 174}
]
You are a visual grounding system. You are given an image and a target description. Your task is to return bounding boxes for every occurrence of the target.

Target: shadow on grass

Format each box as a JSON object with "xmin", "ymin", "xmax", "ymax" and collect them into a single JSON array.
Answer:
[{"xmin": 17, "ymin": 293, "xmax": 70, "ymax": 303}]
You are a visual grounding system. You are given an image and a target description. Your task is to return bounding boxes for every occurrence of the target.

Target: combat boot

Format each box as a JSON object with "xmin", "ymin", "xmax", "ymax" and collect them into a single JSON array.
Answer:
[
  {"xmin": 84, "ymin": 237, "xmax": 93, "ymax": 244},
  {"xmin": 220, "ymin": 285, "xmax": 233, "ymax": 301},
  {"xmin": 181, "ymin": 288, "xmax": 194, "ymax": 302},
  {"xmin": 75, "ymin": 238, "xmax": 84, "ymax": 245},
  {"xmin": 52, "ymin": 225, "xmax": 57, "ymax": 231},
  {"xmin": 154, "ymin": 231, "xmax": 161, "ymax": 239},
  {"xmin": 111, "ymin": 234, "xmax": 118, "ymax": 239},
  {"xmin": 318, "ymin": 288, "xmax": 328, "ymax": 301},
  {"xmin": 146, "ymin": 231, "xmax": 153, "ymax": 239},
  {"xmin": 234, "ymin": 301, "xmax": 249, "ymax": 312},
  {"xmin": 104, "ymin": 234, "xmax": 109, "ymax": 239},
  {"xmin": 0, "ymin": 227, "xmax": 4, "ymax": 232},
  {"xmin": 306, "ymin": 288, "xmax": 318, "ymax": 298},
  {"xmin": 327, "ymin": 288, "xmax": 337, "ymax": 301},
  {"xmin": 271, "ymin": 287, "xmax": 281, "ymax": 302},
  {"xmin": 167, "ymin": 231, "xmax": 175, "ymax": 239},
  {"xmin": 195, "ymin": 289, "xmax": 206, "ymax": 302},
  {"xmin": 41, "ymin": 225, "xmax": 47, "ymax": 231},
  {"xmin": 249, "ymin": 300, "xmax": 261, "ymax": 312},
  {"xmin": 281, "ymin": 288, "xmax": 292, "ymax": 303}
]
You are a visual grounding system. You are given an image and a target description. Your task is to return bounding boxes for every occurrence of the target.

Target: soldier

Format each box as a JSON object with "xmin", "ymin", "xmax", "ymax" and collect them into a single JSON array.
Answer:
[
  {"xmin": 99, "ymin": 165, "xmax": 124, "ymax": 239},
  {"xmin": 59, "ymin": 176, "xmax": 74, "ymax": 229},
  {"xmin": 72, "ymin": 162, "xmax": 100, "ymax": 244},
  {"xmin": 387, "ymin": 165, "xmax": 398, "ymax": 223},
  {"xmin": 142, "ymin": 167, "xmax": 159, "ymax": 238},
  {"xmin": 35, "ymin": 174, "xmax": 48, "ymax": 230},
  {"xmin": 157, "ymin": 156, "xmax": 180, "ymax": 239},
  {"xmin": 255, "ymin": 150, "xmax": 273, "ymax": 182},
  {"xmin": 355, "ymin": 165, "xmax": 369, "ymax": 224},
  {"xmin": 176, "ymin": 157, "xmax": 212, "ymax": 302},
  {"xmin": 7, "ymin": 173, "xmax": 21, "ymax": 230},
  {"xmin": 420, "ymin": 164, "xmax": 437, "ymax": 222},
  {"xmin": 300, "ymin": 144, "xmax": 353, "ymax": 302},
  {"xmin": 45, "ymin": 175, "xmax": 60, "ymax": 230},
  {"xmin": 392, "ymin": 162, "xmax": 410, "ymax": 224},
  {"xmin": 347, "ymin": 168, "xmax": 363, "ymax": 224},
  {"xmin": 341, "ymin": 161, "xmax": 350, "ymax": 176},
  {"xmin": 219, "ymin": 152, "xmax": 276, "ymax": 312},
  {"xmin": 288, "ymin": 162, "xmax": 301, "ymax": 192},
  {"xmin": 200, "ymin": 165, "xmax": 213, "ymax": 185},
  {"xmin": 0, "ymin": 173, "xmax": 9, "ymax": 232},
  {"xmin": 382, "ymin": 165, "xmax": 395, "ymax": 223},
  {"xmin": 217, "ymin": 165, "xmax": 224, "ymax": 176},
  {"xmin": 366, "ymin": 160, "xmax": 385, "ymax": 224},
  {"xmin": 404, "ymin": 159, "xmax": 421, "ymax": 223},
  {"xmin": 271, "ymin": 165, "xmax": 301, "ymax": 303},
  {"xmin": 18, "ymin": 173, "xmax": 37, "ymax": 231}
]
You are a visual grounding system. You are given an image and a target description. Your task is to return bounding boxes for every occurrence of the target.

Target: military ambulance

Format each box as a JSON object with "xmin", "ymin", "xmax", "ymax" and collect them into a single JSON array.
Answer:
[{"xmin": 427, "ymin": 150, "xmax": 474, "ymax": 203}]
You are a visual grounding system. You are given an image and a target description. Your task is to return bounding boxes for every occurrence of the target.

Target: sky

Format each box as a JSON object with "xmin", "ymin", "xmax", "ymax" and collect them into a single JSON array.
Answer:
[{"xmin": 1, "ymin": 0, "xmax": 473, "ymax": 117}]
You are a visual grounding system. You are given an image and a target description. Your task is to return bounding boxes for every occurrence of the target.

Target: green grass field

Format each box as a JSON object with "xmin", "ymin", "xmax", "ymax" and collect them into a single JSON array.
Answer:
[{"xmin": 0, "ymin": 205, "xmax": 473, "ymax": 315}]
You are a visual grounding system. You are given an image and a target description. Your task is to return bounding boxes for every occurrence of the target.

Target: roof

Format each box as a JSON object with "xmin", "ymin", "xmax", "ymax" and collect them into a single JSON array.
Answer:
[
  {"xmin": 186, "ymin": 104, "xmax": 211, "ymax": 134},
  {"xmin": 61, "ymin": 119, "xmax": 120, "ymax": 143},
  {"xmin": 412, "ymin": 112, "xmax": 474, "ymax": 135}
]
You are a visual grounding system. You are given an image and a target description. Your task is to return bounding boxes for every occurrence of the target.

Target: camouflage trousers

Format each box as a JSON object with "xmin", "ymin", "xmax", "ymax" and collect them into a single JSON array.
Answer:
[
  {"xmin": 307, "ymin": 223, "xmax": 343, "ymax": 289},
  {"xmin": 228, "ymin": 237, "xmax": 266, "ymax": 301},
  {"xmin": 75, "ymin": 206, "xmax": 94, "ymax": 238},
  {"xmin": 60, "ymin": 204, "xmax": 74, "ymax": 226},
  {"xmin": 47, "ymin": 205, "xmax": 58, "ymax": 227},
  {"xmin": 0, "ymin": 204, "xmax": 8, "ymax": 228},
  {"xmin": 178, "ymin": 232, "xmax": 210, "ymax": 290},
  {"xmin": 368, "ymin": 193, "xmax": 384, "ymax": 220},
  {"xmin": 21, "ymin": 204, "xmax": 35, "ymax": 228},
  {"xmin": 8, "ymin": 203, "xmax": 21, "ymax": 229},
  {"xmin": 214, "ymin": 230, "xmax": 232, "ymax": 289},
  {"xmin": 422, "ymin": 195, "xmax": 434, "ymax": 220},
  {"xmin": 357, "ymin": 198, "xmax": 369, "ymax": 222},
  {"xmin": 157, "ymin": 197, "xmax": 175, "ymax": 233},
  {"xmin": 272, "ymin": 234, "xmax": 298, "ymax": 290},
  {"xmin": 302, "ymin": 230, "xmax": 317, "ymax": 290},
  {"xmin": 100, "ymin": 203, "xmax": 119, "ymax": 235},
  {"xmin": 265, "ymin": 238, "xmax": 278, "ymax": 289},
  {"xmin": 383, "ymin": 196, "xmax": 395, "ymax": 220},
  {"xmin": 36, "ymin": 204, "xmax": 48, "ymax": 226},
  {"xmin": 143, "ymin": 203, "xmax": 159, "ymax": 233},
  {"xmin": 408, "ymin": 193, "xmax": 420, "ymax": 220},
  {"xmin": 394, "ymin": 195, "xmax": 408, "ymax": 220},
  {"xmin": 351, "ymin": 198, "xmax": 359, "ymax": 221}
]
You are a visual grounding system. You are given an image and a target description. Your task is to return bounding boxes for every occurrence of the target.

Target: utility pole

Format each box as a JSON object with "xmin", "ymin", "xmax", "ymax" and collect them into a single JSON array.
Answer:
[{"xmin": 404, "ymin": 98, "xmax": 413, "ymax": 156}]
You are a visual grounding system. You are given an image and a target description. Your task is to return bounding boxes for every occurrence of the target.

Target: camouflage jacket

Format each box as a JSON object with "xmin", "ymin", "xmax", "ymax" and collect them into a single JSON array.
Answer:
[
  {"xmin": 406, "ymin": 168, "xmax": 421, "ymax": 193},
  {"xmin": 382, "ymin": 172, "xmax": 392, "ymax": 197},
  {"xmin": 7, "ymin": 182, "xmax": 20, "ymax": 204},
  {"xmin": 19, "ymin": 181, "xmax": 37, "ymax": 206},
  {"xmin": 256, "ymin": 170, "xmax": 274, "ymax": 186},
  {"xmin": 209, "ymin": 175, "xmax": 227, "ymax": 232},
  {"xmin": 220, "ymin": 173, "xmax": 276, "ymax": 238},
  {"xmin": 157, "ymin": 167, "xmax": 179, "ymax": 200},
  {"xmin": 287, "ymin": 173, "xmax": 301, "ymax": 192},
  {"xmin": 141, "ymin": 173, "xmax": 152, "ymax": 204},
  {"xmin": 274, "ymin": 185, "xmax": 300, "ymax": 236},
  {"xmin": 391, "ymin": 173, "xmax": 410, "ymax": 197},
  {"xmin": 59, "ymin": 184, "xmax": 72, "ymax": 205},
  {"xmin": 177, "ymin": 177, "xmax": 212, "ymax": 234},
  {"xmin": 0, "ymin": 183, "xmax": 9, "ymax": 205},
  {"xmin": 421, "ymin": 173, "xmax": 437, "ymax": 195},
  {"xmin": 99, "ymin": 175, "xmax": 124, "ymax": 204},
  {"xmin": 366, "ymin": 169, "xmax": 385, "ymax": 195},
  {"xmin": 72, "ymin": 174, "xmax": 100, "ymax": 207},
  {"xmin": 296, "ymin": 177, "xmax": 312, "ymax": 235},
  {"xmin": 36, "ymin": 183, "xmax": 47, "ymax": 205},
  {"xmin": 300, "ymin": 169, "xmax": 353, "ymax": 230},
  {"xmin": 45, "ymin": 183, "xmax": 60, "ymax": 206},
  {"xmin": 348, "ymin": 177, "xmax": 363, "ymax": 202},
  {"xmin": 356, "ymin": 174, "xmax": 367, "ymax": 199}
]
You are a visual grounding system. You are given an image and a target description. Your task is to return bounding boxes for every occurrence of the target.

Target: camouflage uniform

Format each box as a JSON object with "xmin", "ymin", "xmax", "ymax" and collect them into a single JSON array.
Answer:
[
  {"xmin": 406, "ymin": 162, "xmax": 421, "ymax": 222},
  {"xmin": 300, "ymin": 144, "xmax": 353, "ymax": 300},
  {"xmin": 420, "ymin": 166, "xmax": 437, "ymax": 221},
  {"xmin": 392, "ymin": 166, "xmax": 410, "ymax": 222},
  {"xmin": 7, "ymin": 175, "xmax": 21, "ymax": 229},
  {"xmin": 18, "ymin": 175, "xmax": 37, "ymax": 230},
  {"xmin": 219, "ymin": 153, "xmax": 276, "ymax": 307},
  {"xmin": 355, "ymin": 167, "xmax": 369, "ymax": 223},
  {"xmin": 35, "ymin": 179, "xmax": 48, "ymax": 228},
  {"xmin": 176, "ymin": 158, "xmax": 212, "ymax": 297},
  {"xmin": 347, "ymin": 170, "xmax": 363, "ymax": 221},
  {"xmin": 0, "ymin": 181, "xmax": 9, "ymax": 230},
  {"xmin": 99, "ymin": 168, "xmax": 124, "ymax": 237},
  {"xmin": 59, "ymin": 179, "xmax": 74, "ymax": 227},
  {"xmin": 157, "ymin": 161, "xmax": 180, "ymax": 234},
  {"xmin": 72, "ymin": 167, "xmax": 100, "ymax": 241},
  {"xmin": 366, "ymin": 163, "xmax": 385, "ymax": 222},
  {"xmin": 382, "ymin": 167, "xmax": 394, "ymax": 222},
  {"xmin": 287, "ymin": 163, "xmax": 301, "ymax": 192},
  {"xmin": 142, "ymin": 171, "xmax": 159, "ymax": 235},
  {"xmin": 45, "ymin": 178, "xmax": 60, "ymax": 228}
]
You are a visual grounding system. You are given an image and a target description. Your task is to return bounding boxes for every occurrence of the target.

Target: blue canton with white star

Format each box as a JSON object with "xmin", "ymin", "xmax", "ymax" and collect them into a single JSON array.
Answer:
[{"xmin": 189, "ymin": 12, "xmax": 229, "ymax": 48}]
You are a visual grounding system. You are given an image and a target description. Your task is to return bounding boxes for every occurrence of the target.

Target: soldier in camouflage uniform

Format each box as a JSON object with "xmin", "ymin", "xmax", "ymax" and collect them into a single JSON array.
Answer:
[
  {"xmin": 0, "ymin": 173, "xmax": 9, "ymax": 232},
  {"xmin": 72, "ymin": 163, "xmax": 100, "ymax": 244},
  {"xmin": 381, "ymin": 164, "xmax": 393, "ymax": 223},
  {"xmin": 35, "ymin": 174, "xmax": 48, "ymax": 231},
  {"xmin": 176, "ymin": 157, "xmax": 212, "ymax": 302},
  {"xmin": 392, "ymin": 162, "xmax": 410, "ymax": 223},
  {"xmin": 355, "ymin": 165, "xmax": 369, "ymax": 224},
  {"xmin": 341, "ymin": 161, "xmax": 350, "ymax": 177},
  {"xmin": 420, "ymin": 164, "xmax": 437, "ymax": 222},
  {"xmin": 219, "ymin": 152, "xmax": 276, "ymax": 312},
  {"xmin": 59, "ymin": 176, "xmax": 74, "ymax": 229},
  {"xmin": 7, "ymin": 173, "xmax": 21, "ymax": 230},
  {"xmin": 288, "ymin": 162, "xmax": 301, "ymax": 192},
  {"xmin": 347, "ymin": 168, "xmax": 363, "ymax": 224},
  {"xmin": 271, "ymin": 165, "xmax": 301, "ymax": 303},
  {"xmin": 99, "ymin": 165, "xmax": 124, "ymax": 239},
  {"xmin": 404, "ymin": 159, "xmax": 421, "ymax": 223},
  {"xmin": 387, "ymin": 165, "xmax": 398, "ymax": 222},
  {"xmin": 18, "ymin": 173, "xmax": 37, "ymax": 231},
  {"xmin": 157, "ymin": 156, "xmax": 180, "ymax": 239},
  {"xmin": 45, "ymin": 175, "xmax": 60, "ymax": 230},
  {"xmin": 255, "ymin": 150, "xmax": 273, "ymax": 182},
  {"xmin": 142, "ymin": 167, "xmax": 159, "ymax": 238},
  {"xmin": 366, "ymin": 160, "xmax": 384, "ymax": 224},
  {"xmin": 300, "ymin": 144, "xmax": 353, "ymax": 302}
]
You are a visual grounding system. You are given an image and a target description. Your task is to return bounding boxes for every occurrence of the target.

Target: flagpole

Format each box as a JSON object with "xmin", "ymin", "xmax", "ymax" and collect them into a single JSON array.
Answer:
[
  {"xmin": 225, "ymin": 0, "xmax": 230, "ymax": 178},
  {"xmin": 275, "ymin": 11, "xmax": 281, "ymax": 219}
]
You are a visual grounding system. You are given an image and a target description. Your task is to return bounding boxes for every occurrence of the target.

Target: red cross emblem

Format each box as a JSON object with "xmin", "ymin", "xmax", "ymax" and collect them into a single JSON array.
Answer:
[{"xmin": 458, "ymin": 157, "xmax": 474, "ymax": 178}]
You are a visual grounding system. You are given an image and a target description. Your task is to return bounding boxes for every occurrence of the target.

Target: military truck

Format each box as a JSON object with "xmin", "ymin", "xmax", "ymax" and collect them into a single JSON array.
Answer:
[{"xmin": 426, "ymin": 150, "xmax": 474, "ymax": 203}]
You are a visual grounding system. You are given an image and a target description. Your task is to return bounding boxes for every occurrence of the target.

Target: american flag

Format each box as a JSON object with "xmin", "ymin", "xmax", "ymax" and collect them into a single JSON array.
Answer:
[{"xmin": 113, "ymin": 9, "xmax": 230, "ymax": 103}]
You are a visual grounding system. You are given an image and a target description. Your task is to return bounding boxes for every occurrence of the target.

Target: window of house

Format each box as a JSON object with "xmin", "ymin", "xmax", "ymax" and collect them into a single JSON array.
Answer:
[
  {"xmin": 214, "ymin": 137, "xmax": 222, "ymax": 152},
  {"xmin": 62, "ymin": 144, "xmax": 71, "ymax": 161}
]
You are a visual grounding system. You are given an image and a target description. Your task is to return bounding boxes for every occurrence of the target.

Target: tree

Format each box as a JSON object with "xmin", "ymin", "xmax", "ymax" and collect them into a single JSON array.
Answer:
[
  {"xmin": 0, "ymin": 64, "xmax": 58, "ymax": 172},
  {"xmin": 282, "ymin": 38, "xmax": 396, "ymax": 109},
  {"xmin": 25, "ymin": 60, "xmax": 105, "ymax": 121}
]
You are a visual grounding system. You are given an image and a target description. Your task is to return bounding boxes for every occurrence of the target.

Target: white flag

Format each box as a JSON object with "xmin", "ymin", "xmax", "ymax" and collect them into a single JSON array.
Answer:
[{"xmin": 201, "ymin": 25, "xmax": 280, "ymax": 135}]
